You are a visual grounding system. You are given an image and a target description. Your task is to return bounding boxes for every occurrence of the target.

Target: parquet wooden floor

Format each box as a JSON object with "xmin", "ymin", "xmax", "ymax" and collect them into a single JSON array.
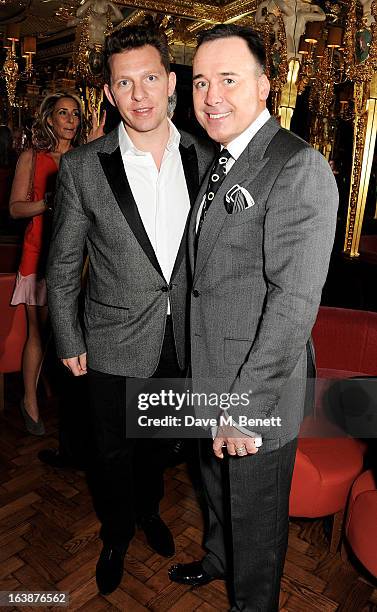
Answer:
[{"xmin": 0, "ymin": 382, "xmax": 376, "ymax": 612}]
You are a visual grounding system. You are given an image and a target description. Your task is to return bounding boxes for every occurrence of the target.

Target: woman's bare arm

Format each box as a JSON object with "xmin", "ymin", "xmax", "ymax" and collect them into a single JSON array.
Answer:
[{"xmin": 9, "ymin": 149, "xmax": 48, "ymax": 219}]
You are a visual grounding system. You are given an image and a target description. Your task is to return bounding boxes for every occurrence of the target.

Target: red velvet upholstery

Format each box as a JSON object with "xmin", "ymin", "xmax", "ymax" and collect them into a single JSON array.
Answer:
[
  {"xmin": 345, "ymin": 470, "xmax": 377, "ymax": 577},
  {"xmin": 0, "ymin": 273, "xmax": 27, "ymax": 411},
  {"xmin": 312, "ymin": 307, "xmax": 377, "ymax": 376},
  {"xmin": 289, "ymin": 307, "xmax": 377, "ymax": 548}
]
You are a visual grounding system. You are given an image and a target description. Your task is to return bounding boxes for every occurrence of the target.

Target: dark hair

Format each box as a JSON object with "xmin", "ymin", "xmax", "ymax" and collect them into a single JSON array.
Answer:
[
  {"xmin": 0, "ymin": 126, "xmax": 14, "ymax": 167},
  {"xmin": 196, "ymin": 24, "xmax": 266, "ymax": 73},
  {"xmin": 31, "ymin": 91, "xmax": 85, "ymax": 152},
  {"xmin": 104, "ymin": 25, "xmax": 170, "ymax": 84}
]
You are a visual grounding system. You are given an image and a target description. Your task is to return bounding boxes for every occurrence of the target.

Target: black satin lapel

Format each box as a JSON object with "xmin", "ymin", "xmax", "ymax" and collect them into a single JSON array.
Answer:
[
  {"xmin": 170, "ymin": 216, "xmax": 190, "ymax": 282},
  {"xmin": 179, "ymin": 143, "xmax": 199, "ymax": 207},
  {"xmin": 170, "ymin": 144, "xmax": 199, "ymax": 281},
  {"xmin": 98, "ymin": 148, "xmax": 164, "ymax": 280}
]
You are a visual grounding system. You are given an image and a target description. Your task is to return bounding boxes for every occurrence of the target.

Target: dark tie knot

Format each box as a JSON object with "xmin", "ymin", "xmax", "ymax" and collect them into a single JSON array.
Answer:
[
  {"xmin": 195, "ymin": 148, "xmax": 232, "ymax": 251},
  {"xmin": 213, "ymin": 148, "xmax": 231, "ymax": 171},
  {"xmin": 208, "ymin": 149, "xmax": 231, "ymax": 187},
  {"xmin": 218, "ymin": 149, "xmax": 232, "ymax": 163}
]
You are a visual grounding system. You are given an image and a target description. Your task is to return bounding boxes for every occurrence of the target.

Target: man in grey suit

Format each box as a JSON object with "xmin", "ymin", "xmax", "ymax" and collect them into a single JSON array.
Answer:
[
  {"xmin": 169, "ymin": 25, "xmax": 338, "ymax": 611},
  {"xmin": 46, "ymin": 26, "xmax": 213, "ymax": 596}
]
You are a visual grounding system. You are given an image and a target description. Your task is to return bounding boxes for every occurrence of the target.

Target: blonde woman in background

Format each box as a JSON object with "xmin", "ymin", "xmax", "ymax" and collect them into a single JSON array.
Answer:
[{"xmin": 9, "ymin": 92, "xmax": 103, "ymax": 435}]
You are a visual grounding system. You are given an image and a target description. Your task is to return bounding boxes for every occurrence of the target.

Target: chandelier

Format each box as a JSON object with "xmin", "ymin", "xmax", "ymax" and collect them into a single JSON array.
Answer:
[{"xmin": 1, "ymin": 23, "xmax": 37, "ymax": 107}]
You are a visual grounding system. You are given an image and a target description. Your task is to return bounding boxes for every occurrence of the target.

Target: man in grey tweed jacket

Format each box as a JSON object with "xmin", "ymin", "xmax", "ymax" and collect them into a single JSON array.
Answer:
[
  {"xmin": 46, "ymin": 26, "xmax": 214, "ymax": 596},
  {"xmin": 169, "ymin": 24, "xmax": 338, "ymax": 611}
]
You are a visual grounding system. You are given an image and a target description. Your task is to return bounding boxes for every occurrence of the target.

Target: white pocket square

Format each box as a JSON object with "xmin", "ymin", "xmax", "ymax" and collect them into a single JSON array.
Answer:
[{"xmin": 225, "ymin": 185, "xmax": 255, "ymax": 213}]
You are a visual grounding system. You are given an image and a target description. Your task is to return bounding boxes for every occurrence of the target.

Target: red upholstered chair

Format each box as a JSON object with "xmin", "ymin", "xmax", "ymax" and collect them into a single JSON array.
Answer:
[
  {"xmin": 0, "ymin": 273, "xmax": 27, "ymax": 412},
  {"xmin": 345, "ymin": 470, "xmax": 377, "ymax": 577},
  {"xmin": 289, "ymin": 307, "xmax": 377, "ymax": 552}
]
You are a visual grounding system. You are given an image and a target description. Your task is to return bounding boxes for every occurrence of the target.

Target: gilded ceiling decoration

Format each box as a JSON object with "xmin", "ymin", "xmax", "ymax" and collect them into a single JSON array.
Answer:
[{"xmin": 0, "ymin": 0, "xmax": 258, "ymax": 41}]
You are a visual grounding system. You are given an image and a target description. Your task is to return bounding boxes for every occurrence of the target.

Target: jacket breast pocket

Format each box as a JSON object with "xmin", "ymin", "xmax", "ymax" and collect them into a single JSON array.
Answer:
[
  {"xmin": 224, "ymin": 203, "xmax": 257, "ymax": 227},
  {"xmin": 89, "ymin": 301, "xmax": 129, "ymax": 321},
  {"xmin": 224, "ymin": 338, "xmax": 252, "ymax": 365}
]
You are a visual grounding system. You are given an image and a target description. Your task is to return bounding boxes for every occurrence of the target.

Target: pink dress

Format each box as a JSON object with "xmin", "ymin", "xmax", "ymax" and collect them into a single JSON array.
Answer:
[{"xmin": 11, "ymin": 151, "xmax": 58, "ymax": 306}]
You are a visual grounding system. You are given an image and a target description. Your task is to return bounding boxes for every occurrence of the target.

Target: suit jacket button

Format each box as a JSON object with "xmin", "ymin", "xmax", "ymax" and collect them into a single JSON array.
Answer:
[
  {"xmin": 161, "ymin": 286, "xmax": 169, "ymax": 292},
  {"xmin": 192, "ymin": 289, "xmax": 200, "ymax": 297}
]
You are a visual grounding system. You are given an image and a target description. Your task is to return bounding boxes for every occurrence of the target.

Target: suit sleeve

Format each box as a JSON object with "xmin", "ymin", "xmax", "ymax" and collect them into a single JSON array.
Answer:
[
  {"xmin": 46, "ymin": 155, "xmax": 90, "ymax": 358},
  {"xmin": 229, "ymin": 147, "xmax": 338, "ymax": 422}
]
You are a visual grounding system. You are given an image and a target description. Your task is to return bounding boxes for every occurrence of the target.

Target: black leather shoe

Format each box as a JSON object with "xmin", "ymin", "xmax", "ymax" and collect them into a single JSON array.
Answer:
[
  {"xmin": 96, "ymin": 546, "xmax": 126, "ymax": 595},
  {"xmin": 138, "ymin": 514, "xmax": 175, "ymax": 557},
  {"xmin": 38, "ymin": 448, "xmax": 86, "ymax": 470},
  {"xmin": 168, "ymin": 560, "xmax": 222, "ymax": 586}
]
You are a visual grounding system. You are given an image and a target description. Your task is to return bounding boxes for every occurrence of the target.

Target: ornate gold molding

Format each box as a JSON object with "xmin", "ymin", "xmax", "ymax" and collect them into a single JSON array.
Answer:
[
  {"xmin": 2, "ymin": 45, "xmax": 19, "ymax": 107},
  {"xmin": 344, "ymin": 82, "xmax": 369, "ymax": 255},
  {"xmin": 343, "ymin": 0, "xmax": 377, "ymax": 257},
  {"xmin": 258, "ymin": 7, "xmax": 288, "ymax": 118},
  {"xmin": 222, "ymin": 0, "xmax": 257, "ymax": 22},
  {"xmin": 114, "ymin": 0, "xmax": 257, "ymax": 23},
  {"xmin": 119, "ymin": 9, "xmax": 146, "ymax": 26},
  {"xmin": 115, "ymin": 0, "xmax": 219, "ymax": 21}
]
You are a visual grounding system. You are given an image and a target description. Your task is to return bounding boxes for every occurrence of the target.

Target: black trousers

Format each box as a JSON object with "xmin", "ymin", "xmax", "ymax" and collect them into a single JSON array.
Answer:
[
  {"xmin": 200, "ymin": 437, "xmax": 297, "ymax": 612},
  {"xmin": 57, "ymin": 371, "xmax": 91, "ymax": 467},
  {"xmin": 87, "ymin": 316, "xmax": 183, "ymax": 547}
]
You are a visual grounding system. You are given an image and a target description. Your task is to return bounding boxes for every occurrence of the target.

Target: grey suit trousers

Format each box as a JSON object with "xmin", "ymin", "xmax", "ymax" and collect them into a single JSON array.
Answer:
[{"xmin": 200, "ymin": 439, "xmax": 297, "ymax": 612}]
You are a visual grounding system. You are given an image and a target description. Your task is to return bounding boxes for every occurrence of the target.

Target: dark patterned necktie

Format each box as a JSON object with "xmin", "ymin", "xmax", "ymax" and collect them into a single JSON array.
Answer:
[{"xmin": 195, "ymin": 149, "xmax": 232, "ymax": 248}]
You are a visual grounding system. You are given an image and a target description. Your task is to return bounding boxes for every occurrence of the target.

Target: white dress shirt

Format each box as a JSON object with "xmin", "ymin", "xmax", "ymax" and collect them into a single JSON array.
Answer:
[
  {"xmin": 196, "ymin": 108, "xmax": 271, "ymax": 230},
  {"xmin": 224, "ymin": 107, "xmax": 271, "ymax": 168},
  {"xmin": 119, "ymin": 120, "xmax": 191, "ymax": 313}
]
